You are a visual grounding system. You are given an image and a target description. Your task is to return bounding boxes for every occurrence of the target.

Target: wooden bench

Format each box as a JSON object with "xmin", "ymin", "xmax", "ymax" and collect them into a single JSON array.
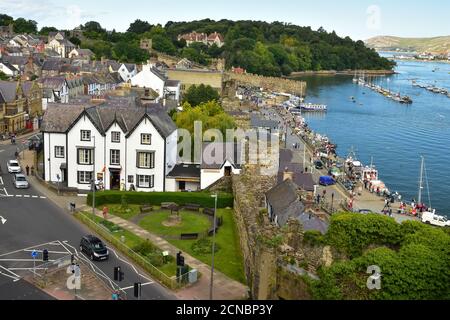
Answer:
[
  {"xmin": 140, "ymin": 204, "xmax": 153, "ymax": 214},
  {"xmin": 180, "ymin": 233, "xmax": 199, "ymax": 240},
  {"xmin": 183, "ymin": 203, "xmax": 201, "ymax": 212},
  {"xmin": 203, "ymin": 208, "xmax": 215, "ymax": 216},
  {"xmin": 161, "ymin": 202, "xmax": 178, "ymax": 210}
]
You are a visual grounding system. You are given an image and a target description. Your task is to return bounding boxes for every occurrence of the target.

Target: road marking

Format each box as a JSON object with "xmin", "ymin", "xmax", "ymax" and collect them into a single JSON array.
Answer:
[
  {"xmin": 23, "ymin": 195, "xmax": 30, "ymax": 198},
  {"xmin": 15, "ymin": 195, "xmax": 22, "ymax": 198},
  {"xmin": 0, "ymin": 259, "xmax": 56, "ymax": 262},
  {"xmin": 0, "ymin": 241, "xmax": 63, "ymax": 258},
  {"xmin": 32, "ymin": 196, "xmax": 38, "ymax": 198},
  {"xmin": 3, "ymin": 188, "xmax": 8, "ymax": 196},
  {"xmin": 120, "ymin": 281, "xmax": 155, "ymax": 291},
  {"xmin": 23, "ymin": 249, "xmax": 70, "ymax": 255},
  {"xmin": 0, "ymin": 177, "xmax": 3, "ymax": 185},
  {"xmin": 40, "ymin": 196, "xmax": 47, "ymax": 199},
  {"xmin": 0, "ymin": 271, "xmax": 20, "ymax": 281},
  {"xmin": 0, "ymin": 265, "xmax": 21, "ymax": 279},
  {"xmin": 108, "ymin": 247, "xmax": 153, "ymax": 283}
]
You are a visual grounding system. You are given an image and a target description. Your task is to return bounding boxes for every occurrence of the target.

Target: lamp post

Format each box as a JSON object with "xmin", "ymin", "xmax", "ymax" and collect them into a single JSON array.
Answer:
[
  {"xmin": 92, "ymin": 136, "xmax": 96, "ymax": 217},
  {"xmin": 210, "ymin": 193, "xmax": 218, "ymax": 300}
]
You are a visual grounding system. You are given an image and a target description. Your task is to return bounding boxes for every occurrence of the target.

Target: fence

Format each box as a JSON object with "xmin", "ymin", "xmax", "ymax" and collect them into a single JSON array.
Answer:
[{"xmin": 76, "ymin": 212, "xmax": 193, "ymax": 290}]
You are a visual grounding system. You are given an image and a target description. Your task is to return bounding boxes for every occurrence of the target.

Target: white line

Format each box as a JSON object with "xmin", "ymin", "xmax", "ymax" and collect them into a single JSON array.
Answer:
[
  {"xmin": 108, "ymin": 247, "xmax": 153, "ymax": 283},
  {"xmin": 77, "ymin": 194, "xmax": 88, "ymax": 197},
  {"xmin": 23, "ymin": 249, "xmax": 70, "ymax": 255},
  {"xmin": 32, "ymin": 196, "xmax": 38, "ymax": 198},
  {"xmin": 0, "ymin": 265, "xmax": 21, "ymax": 278},
  {"xmin": 40, "ymin": 196, "xmax": 47, "ymax": 199},
  {"xmin": 0, "ymin": 241, "xmax": 63, "ymax": 257},
  {"xmin": 0, "ymin": 177, "xmax": 3, "ymax": 185},
  {"xmin": 119, "ymin": 282, "xmax": 155, "ymax": 291},
  {"xmin": 0, "ymin": 259, "xmax": 56, "ymax": 262},
  {"xmin": 7, "ymin": 195, "xmax": 14, "ymax": 198},
  {"xmin": 8, "ymin": 268, "xmax": 48, "ymax": 271},
  {"xmin": 15, "ymin": 195, "xmax": 22, "ymax": 198},
  {"xmin": 23, "ymin": 195, "xmax": 30, "ymax": 198},
  {"xmin": 0, "ymin": 271, "xmax": 20, "ymax": 281},
  {"xmin": 3, "ymin": 188, "xmax": 8, "ymax": 196}
]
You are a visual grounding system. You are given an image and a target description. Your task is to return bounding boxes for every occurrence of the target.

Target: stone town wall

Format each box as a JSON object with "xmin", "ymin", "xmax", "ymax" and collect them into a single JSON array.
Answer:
[{"xmin": 225, "ymin": 72, "xmax": 307, "ymax": 96}]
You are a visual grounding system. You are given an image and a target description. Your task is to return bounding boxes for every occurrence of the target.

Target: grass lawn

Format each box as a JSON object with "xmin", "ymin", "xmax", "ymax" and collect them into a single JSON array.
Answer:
[
  {"xmin": 138, "ymin": 211, "xmax": 211, "ymax": 237},
  {"xmin": 96, "ymin": 204, "xmax": 141, "ymax": 220},
  {"xmin": 140, "ymin": 209, "xmax": 246, "ymax": 284},
  {"xmin": 77, "ymin": 212, "xmax": 177, "ymax": 277}
]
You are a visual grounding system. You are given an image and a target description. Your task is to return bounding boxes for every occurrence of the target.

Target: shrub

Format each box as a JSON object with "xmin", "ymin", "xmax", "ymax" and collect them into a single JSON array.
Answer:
[
  {"xmin": 99, "ymin": 219, "xmax": 122, "ymax": 233},
  {"xmin": 304, "ymin": 230, "xmax": 326, "ymax": 246},
  {"xmin": 87, "ymin": 191, "xmax": 233, "ymax": 208},
  {"xmin": 133, "ymin": 240, "xmax": 158, "ymax": 256},
  {"xmin": 191, "ymin": 238, "xmax": 221, "ymax": 255}
]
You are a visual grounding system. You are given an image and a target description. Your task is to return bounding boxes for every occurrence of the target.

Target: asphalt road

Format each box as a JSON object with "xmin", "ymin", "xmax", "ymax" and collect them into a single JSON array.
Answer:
[{"xmin": 0, "ymin": 141, "xmax": 176, "ymax": 300}]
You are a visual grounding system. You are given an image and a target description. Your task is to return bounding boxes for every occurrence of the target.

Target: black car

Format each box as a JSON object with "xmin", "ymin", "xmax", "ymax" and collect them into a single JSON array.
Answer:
[
  {"xmin": 314, "ymin": 160, "xmax": 324, "ymax": 170},
  {"xmin": 80, "ymin": 235, "xmax": 109, "ymax": 261}
]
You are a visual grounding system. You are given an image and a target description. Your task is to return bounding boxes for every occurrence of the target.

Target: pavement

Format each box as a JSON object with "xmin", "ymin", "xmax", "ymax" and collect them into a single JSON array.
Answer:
[{"xmin": 0, "ymin": 142, "xmax": 175, "ymax": 300}]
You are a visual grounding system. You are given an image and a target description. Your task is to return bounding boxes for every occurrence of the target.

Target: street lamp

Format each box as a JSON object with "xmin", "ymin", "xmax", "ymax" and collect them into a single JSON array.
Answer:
[
  {"xmin": 92, "ymin": 136, "xmax": 96, "ymax": 217},
  {"xmin": 210, "ymin": 193, "xmax": 218, "ymax": 300}
]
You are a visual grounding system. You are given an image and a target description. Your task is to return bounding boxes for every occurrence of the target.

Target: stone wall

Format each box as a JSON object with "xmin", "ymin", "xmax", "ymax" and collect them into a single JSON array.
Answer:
[{"xmin": 225, "ymin": 72, "xmax": 307, "ymax": 96}]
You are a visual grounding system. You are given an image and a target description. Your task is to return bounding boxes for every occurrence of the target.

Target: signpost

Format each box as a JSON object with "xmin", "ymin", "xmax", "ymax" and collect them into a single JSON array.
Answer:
[{"xmin": 31, "ymin": 250, "xmax": 38, "ymax": 277}]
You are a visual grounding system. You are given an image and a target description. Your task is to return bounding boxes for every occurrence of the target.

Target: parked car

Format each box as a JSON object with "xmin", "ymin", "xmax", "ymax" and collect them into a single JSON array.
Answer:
[
  {"xmin": 314, "ymin": 160, "xmax": 324, "ymax": 170},
  {"xmin": 343, "ymin": 180, "xmax": 354, "ymax": 191},
  {"xmin": 13, "ymin": 174, "xmax": 29, "ymax": 189},
  {"xmin": 422, "ymin": 211, "xmax": 450, "ymax": 227},
  {"xmin": 357, "ymin": 209, "xmax": 375, "ymax": 215},
  {"xmin": 79, "ymin": 235, "xmax": 109, "ymax": 261},
  {"xmin": 7, "ymin": 160, "xmax": 21, "ymax": 174},
  {"xmin": 319, "ymin": 176, "xmax": 336, "ymax": 186}
]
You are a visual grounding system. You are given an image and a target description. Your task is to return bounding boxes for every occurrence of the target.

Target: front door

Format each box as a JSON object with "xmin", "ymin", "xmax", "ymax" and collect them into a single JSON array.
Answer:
[
  {"xmin": 224, "ymin": 166, "xmax": 232, "ymax": 177},
  {"xmin": 179, "ymin": 181, "xmax": 186, "ymax": 191},
  {"xmin": 110, "ymin": 170, "xmax": 121, "ymax": 190}
]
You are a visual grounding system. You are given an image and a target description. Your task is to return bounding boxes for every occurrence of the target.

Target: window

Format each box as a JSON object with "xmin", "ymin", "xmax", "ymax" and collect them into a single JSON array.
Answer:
[
  {"xmin": 141, "ymin": 133, "xmax": 152, "ymax": 145},
  {"xmin": 128, "ymin": 175, "xmax": 134, "ymax": 184},
  {"xmin": 137, "ymin": 175, "xmax": 154, "ymax": 188},
  {"xmin": 55, "ymin": 146, "xmax": 65, "ymax": 158},
  {"xmin": 78, "ymin": 171, "xmax": 93, "ymax": 184},
  {"xmin": 137, "ymin": 152, "xmax": 155, "ymax": 169},
  {"xmin": 110, "ymin": 150, "xmax": 120, "ymax": 165},
  {"xmin": 111, "ymin": 131, "xmax": 120, "ymax": 143},
  {"xmin": 81, "ymin": 130, "xmax": 91, "ymax": 141},
  {"xmin": 78, "ymin": 148, "xmax": 93, "ymax": 165}
]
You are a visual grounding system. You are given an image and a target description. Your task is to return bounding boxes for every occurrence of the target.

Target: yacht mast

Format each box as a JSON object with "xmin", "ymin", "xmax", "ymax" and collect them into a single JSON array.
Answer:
[{"xmin": 418, "ymin": 156, "xmax": 424, "ymax": 204}]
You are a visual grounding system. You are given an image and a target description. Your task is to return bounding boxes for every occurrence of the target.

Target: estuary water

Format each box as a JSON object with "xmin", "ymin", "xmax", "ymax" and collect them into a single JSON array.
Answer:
[{"xmin": 296, "ymin": 56, "xmax": 450, "ymax": 217}]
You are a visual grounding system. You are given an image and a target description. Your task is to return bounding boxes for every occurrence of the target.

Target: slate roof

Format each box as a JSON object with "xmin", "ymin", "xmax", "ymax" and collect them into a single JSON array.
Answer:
[
  {"xmin": 277, "ymin": 172, "xmax": 316, "ymax": 192},
  {"xmin": 250, "ymin": 114, "xmax": 279, "ymax": 130},
  {"xmin": 265, "ymin": 179, "xmax": 305, "ymax": 227},
  {"xmin": 123, "ymin": 63, "xmax": 136, "ymax": 73},
  {"xmin": 39, "ymin": 76, "xmax": 67, "ymax": 90},
  {"xmin": 298, "ymin": 213, "xmax": 329, "ymax": 235},
  {"xmin": 41, "ymin": 96, "xmax": 177, "ymax": 139},
  {"xmin": 201, "ymin": 142, "xmax": 242, "ymax": 170},
  {"xmin": 0, "ymin": 80, "xmax": 18, "ymax": 103},
  {"xmin": 167, "ymin": 164, "xmax": 201, "ymax": 179},
  {"xmin": 73, "ymin": 49, "xmax": 94, "ymax": 56},
  {"xmin": 1, "ymin": 55, "xmax": 28, "ymax": 67},
  {"xmin": 42, "ymin": 59, "xmax": 66, "ymax": 71},
  {"xmin": 165, "ymin": 79, "xmax": 180, "ymax": 87}
]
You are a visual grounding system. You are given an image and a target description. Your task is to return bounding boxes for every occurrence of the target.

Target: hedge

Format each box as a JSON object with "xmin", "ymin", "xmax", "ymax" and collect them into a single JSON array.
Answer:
[{"xmin": 87, "ymin": 191, "xmax": 234, "ymax": 208}]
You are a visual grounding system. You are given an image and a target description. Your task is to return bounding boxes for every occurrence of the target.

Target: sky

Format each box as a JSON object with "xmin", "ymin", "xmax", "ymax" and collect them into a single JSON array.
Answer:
[{"xmin": 1, "ymin": 0, "xmax": 449, "ymax": 40}]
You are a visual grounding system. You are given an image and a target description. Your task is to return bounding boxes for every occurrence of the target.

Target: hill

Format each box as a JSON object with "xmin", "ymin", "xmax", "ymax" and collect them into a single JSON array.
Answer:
[{"xmin": 365, "ymin": 35, "xmax": 450, "ymax": 54}]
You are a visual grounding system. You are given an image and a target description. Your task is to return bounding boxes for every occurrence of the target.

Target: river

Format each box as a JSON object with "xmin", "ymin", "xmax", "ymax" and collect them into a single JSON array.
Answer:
[{"xmin": 295, "ymin": 55, "xmax": 450, "ymax": 217}]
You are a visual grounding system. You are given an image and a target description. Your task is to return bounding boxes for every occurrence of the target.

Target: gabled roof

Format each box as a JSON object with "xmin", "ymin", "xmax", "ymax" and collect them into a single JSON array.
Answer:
[
  {"xmin": 122, "ymin": 63, "xmax": 136, "ymax": 73},
  {"xmin": 39, "ymin": 76, "xmax": 67, "ymax": 90},
  {"xmin": 0, "ymin": 60, "xmax": 18, "ymax": 72},
  {"xmin": 41, "ymin": 96, "xmax": 177, "ymax": 139},
  {"xmin": 165, "ymin": 79, "xmax": 180, "ymax": 87},
  {"xmin": 1, "ymin": 55, "xmax": 27, "ymax": 67},
  {"xmin": 298, "ymin": 213, "xmax": 329, "ymax": 235},
  {"xmin": 201, "ymin": 142, "xmax": 242, "ymax": 170},
  {"xmin": 0, "ymin": 80, "xmax": 19, "ymax": 103},
  {"xmin": 167, "ymin": 164, "xmax": 201, "ymax": 179}
]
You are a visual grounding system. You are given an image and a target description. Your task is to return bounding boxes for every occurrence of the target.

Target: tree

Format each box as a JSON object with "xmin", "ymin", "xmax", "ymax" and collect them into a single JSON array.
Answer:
[
  {"xmin": 0, "ymin": 14, "xmax": 14, "ymax": 26},
  {"xmin": 182, "ymin": 84, "xmax": 220, "ymax": 106},
  {"xmin": 151, "ymin": 34, "xmax": 177, "ymax": 55},
  {"xmin": 39, "ymin": 26, "xmax": 58, "ymax": 36},
  {"xmin": 69, "ymin": 36, "xmax": 81, "ymax": 46},
  {"xmin": 13, "ymin": 18, "xmax": 37, "ymax": 34},
  {"xmin": 113, "ymin": 41, "xmax": 149, "ymax": 63},
  {"xmin": 83, "ymin": 21, "xmax": 104, "ymax": 33},
  {"xmin": 127, "ymin": 19, "xmax": 152, "ymax": 34},
  {"xmin": 0, "ymin": 71, "xmax": 9, "ymax": 80}
]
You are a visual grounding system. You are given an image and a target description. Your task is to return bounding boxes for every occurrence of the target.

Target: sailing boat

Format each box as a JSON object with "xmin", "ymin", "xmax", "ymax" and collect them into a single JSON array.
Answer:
[
  {"xmin": 417, "ymin": 156, "xmax": 433, "ymax": 215},
  {"xmin": 352, "ymin": 70, "xmax": 358, "ymax": 83}
]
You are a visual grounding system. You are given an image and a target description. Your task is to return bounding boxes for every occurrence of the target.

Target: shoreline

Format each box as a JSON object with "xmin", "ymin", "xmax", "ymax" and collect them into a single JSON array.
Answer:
[{"xmin": 288, "ymin": 69, "xmax": 396, "ymax": 78}]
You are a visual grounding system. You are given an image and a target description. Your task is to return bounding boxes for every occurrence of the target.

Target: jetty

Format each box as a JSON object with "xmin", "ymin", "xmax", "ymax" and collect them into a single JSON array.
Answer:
[
  {"xmin": 354, "ymin": 75, "xmax": 413, "ymax": 104},
  {"xmin": 412, "ymin": 81, "xmax": 450, "ymax": 98}
]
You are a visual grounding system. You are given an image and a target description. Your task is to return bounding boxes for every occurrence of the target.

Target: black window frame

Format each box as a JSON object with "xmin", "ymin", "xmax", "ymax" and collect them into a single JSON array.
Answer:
[
  {"xmin": 141, "ymin": 133, "xmax": 152, "ymax": 145},
  {"xmin": 136, "ymin": 175, "xmax": 154, "ymax": 189},
  {"xmin": 110, "ymin": 149, "xmax": 120, "ymax": 166},
  {"xmin": 77, "ymin": 171, "xmax": 93, "ymax": 184},
  {"xmin": 77, "ymin": 148, "xmax": 94, "ymax": 165},
  {"xmin": 55, "ymin": 146, "xmax": 65, "ymax": 158},
  {"xmin": 111, "ymin": 131, "xmax": 121, "ymax": 143},
  {"xmin": 136, "ymin": 151, "xmax": 155, "ymax": 169},
  {"xmin": 128, "ymin": 175, "xmax": 134, "ymax": 183},
  {"xmin": 80, "ymin": 130, "xmax": 91, "ymax": 142}
]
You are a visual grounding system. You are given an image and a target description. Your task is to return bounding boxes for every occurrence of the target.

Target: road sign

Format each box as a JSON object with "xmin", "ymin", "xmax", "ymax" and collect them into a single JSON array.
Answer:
[{"xmin": 31, "ymin": 250, "xmax": 38, "ymax": 258}]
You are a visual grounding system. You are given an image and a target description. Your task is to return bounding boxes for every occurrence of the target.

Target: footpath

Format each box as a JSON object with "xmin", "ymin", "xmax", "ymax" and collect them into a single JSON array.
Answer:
[{"xmin": 18, "ymin": 149, "xmax": 248, "ymax": 300}]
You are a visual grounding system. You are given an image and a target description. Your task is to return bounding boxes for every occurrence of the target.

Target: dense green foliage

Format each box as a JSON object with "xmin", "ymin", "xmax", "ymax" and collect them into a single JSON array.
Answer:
[
  {"xmin": 182, "ymin": 84, "xmax": 220, "ymax": 106},
  {"xmin": 87, "ymin": 191, "xmax": 234, "ymax": 208},
  {"xmin": 0, "ymin": 71, "xmax": 9, "ymax": 80},
  {"xmin": 173, "ymin": 100, "xmax": 236, "ymax": 137},
  {"xmin": 0, "ymin": 14, "xmax": 37, "ymax": 34},
  {"xmin": 308, "ymin": 213, "xmax": 450, "ymax": 300},
  {"xmin": 3, "ymin": 14, "xmax": 393, "ymax": 73}
]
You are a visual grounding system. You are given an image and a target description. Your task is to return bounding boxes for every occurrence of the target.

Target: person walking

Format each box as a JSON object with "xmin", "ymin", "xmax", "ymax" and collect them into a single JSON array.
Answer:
[{"xmin": 26, "ymin": 165, "xmax": 30, "ymax": 176}]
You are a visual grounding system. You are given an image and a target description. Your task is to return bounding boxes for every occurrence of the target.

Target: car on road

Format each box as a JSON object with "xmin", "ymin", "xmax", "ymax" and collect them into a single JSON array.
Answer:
[
  {"xmin": 13, "ymin": 174, "xmax": 29, "ymax": 189},
  {"xmin": 80, "ymin": 235, "xmax": 109, "ymax": 261},
  {"xmin": 314, "ymin": 160, "xmax": 324, "ymax": 170},
  {"xmin": 422, "ymin": 211, "xmax": 450, "ymax": 227},
  {"xmin": 319, "ymin": 176, "xmax": 336, "ymax": 186},
  {"xmin": 7, "ymin": 160, "xmax": 21, "ymax": 174}
]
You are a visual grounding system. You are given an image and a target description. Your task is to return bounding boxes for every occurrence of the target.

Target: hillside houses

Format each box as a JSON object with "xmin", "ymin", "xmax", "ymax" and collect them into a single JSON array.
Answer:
[{"xmin": 177, "ymin": 31, "xmax": 225, "ymax": 48}]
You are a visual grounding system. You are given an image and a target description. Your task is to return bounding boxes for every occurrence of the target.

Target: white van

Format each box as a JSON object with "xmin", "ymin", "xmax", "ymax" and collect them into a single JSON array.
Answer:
[{"xmin": 422, "ymin": 211, "xmax": 450, "ymax": 228}]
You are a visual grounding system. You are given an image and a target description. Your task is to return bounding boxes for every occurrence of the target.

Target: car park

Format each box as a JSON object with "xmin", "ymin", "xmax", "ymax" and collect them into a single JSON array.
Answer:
[
  {"xmin": 79, "ymin": 235, "xmax": 109, "ymax": 261},
  {"xmin": 7, "ymin": 160, "xmax": 21, "ymax": 174},
  {"xmin": 13, "ymin": 174, "xmax": 29, "ymax": 189}
]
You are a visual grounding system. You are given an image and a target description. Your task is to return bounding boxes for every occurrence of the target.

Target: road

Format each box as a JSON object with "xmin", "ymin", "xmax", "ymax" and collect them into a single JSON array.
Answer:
[{"xmin": 0, "ymin": 141, "xmax": 176, "ymax": 300}]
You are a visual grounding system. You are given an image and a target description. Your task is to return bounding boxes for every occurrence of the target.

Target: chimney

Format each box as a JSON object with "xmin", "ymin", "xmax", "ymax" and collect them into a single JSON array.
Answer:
[{"xmin": 283, "ymin": 167, "xmax": 294, "ymax": 181}]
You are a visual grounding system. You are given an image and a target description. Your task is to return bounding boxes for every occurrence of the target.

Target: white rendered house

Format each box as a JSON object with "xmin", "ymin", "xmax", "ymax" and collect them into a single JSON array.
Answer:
[{"xmin": 41, "ymin": 97, "xmax": 177, "ymax": 192}]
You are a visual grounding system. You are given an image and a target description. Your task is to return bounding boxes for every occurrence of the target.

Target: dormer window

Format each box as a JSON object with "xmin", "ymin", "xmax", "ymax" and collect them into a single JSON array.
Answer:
[
  {"xmin": 81, "ymin": 130, "xmax": 91, "ymax": 141},
  {"xmin": 111, "ymin": 131, "xmax": 120, "ymax": 143}
]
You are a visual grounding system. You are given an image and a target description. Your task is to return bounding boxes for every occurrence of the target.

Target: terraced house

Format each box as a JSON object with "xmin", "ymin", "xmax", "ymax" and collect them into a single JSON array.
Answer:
[{"xmin": 41, "ymin": 96, "xmax": 177, "ymax": 192}]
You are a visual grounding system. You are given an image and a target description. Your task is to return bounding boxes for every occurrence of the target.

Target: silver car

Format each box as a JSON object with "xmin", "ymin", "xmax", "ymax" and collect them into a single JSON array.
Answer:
[
  {"xmin": 7, "ymin": 160, "xmax": 21, "ymax": 174},
  {"xmin": 14, "ymin": 174, "xmax": 29, "ymax": 189}
]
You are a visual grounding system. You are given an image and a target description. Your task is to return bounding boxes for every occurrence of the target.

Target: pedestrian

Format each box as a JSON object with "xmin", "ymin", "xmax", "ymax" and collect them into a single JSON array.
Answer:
[
  {"xmin": 102, "ymin": 206, "xmax": 109, "ymax": 219},
  {"xmin": 26, "ymin": 165, "xmax": 30, "ymax": 176}
]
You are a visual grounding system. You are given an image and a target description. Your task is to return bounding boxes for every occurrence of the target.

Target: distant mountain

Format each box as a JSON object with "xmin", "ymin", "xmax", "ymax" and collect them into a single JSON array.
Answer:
[{"xmin": 365, "ymin": 35, "xmax": 450, "ymax": 54}]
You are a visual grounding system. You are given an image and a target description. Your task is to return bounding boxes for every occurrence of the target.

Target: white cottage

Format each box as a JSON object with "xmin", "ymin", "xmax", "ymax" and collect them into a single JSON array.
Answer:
[{"xmin": 41, "ymin": 97, "xmax": 178, "ymax": 192}]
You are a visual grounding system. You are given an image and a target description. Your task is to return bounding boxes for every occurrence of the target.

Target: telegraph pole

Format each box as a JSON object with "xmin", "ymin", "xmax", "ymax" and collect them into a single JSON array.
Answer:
[{"xmin": 210, "ymin": 193, "xmax": 218, "ymax": 300}]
